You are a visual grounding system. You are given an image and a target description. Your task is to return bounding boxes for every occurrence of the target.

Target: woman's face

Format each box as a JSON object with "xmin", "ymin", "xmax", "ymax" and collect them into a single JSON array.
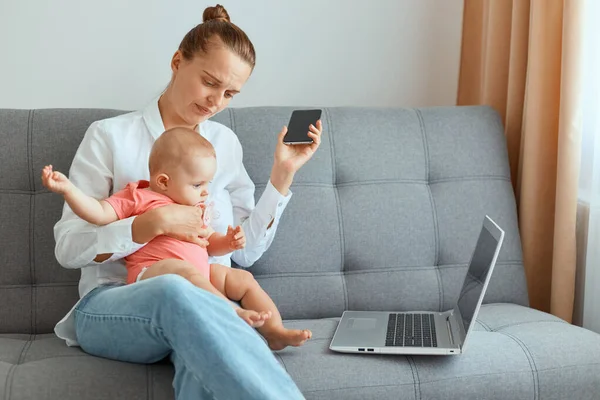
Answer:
[{"xmin": 169, "ymin": 42, "xmax": 252, "ymax": 126}]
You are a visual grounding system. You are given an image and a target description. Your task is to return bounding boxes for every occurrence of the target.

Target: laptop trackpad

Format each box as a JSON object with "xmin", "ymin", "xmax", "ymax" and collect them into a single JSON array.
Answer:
[{"xmin": 349, "ymin": 318, "xmax": 378, "ymax": 330}]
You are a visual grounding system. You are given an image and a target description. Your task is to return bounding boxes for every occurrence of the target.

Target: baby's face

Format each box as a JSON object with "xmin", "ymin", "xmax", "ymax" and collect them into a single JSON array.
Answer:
[{"xmin": 166, "ymin": 155, "xmax": 217, "ymax": 207}]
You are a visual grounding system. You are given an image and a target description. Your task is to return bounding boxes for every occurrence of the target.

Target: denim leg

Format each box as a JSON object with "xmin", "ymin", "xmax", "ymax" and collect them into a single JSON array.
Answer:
[
  {"xmin": 170, "ymin": 351, "xmax": 218, "ymax": 399},
  {"xmin": 74, "ymin": 275, "xmax": 304, "ymax": 400}
]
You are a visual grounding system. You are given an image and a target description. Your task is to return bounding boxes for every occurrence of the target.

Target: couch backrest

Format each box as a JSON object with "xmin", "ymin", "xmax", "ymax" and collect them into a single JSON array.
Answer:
[{"xmin": 0, "ymin": 106, "xmax": 529, "ymax": 334}]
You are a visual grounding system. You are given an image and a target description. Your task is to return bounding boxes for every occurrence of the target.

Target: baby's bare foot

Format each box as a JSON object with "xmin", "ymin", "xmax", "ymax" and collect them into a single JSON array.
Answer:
[
  {"xmin": 236, "ymin": 308, "xmax": 272, "ymax": 328},
  {"xmin": 262, "ymin": 328, "xmax": 312, "ymax": 350}
]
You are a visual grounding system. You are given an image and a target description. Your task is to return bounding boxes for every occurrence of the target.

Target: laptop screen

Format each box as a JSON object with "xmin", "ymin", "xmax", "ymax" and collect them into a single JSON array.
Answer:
[{"xmin": 456, "ymin": 225, "xmax": 499, "ymax": 334}]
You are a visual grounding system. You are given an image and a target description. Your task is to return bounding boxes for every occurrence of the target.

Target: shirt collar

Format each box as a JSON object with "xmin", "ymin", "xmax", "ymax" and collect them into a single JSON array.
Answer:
[
  {"xmin": 142, "ymin": 96, "xmax": 166, "ymax": 139},
  {"xmin": 142, "ymin": 95, "xmax": 206, "ymax": 139}
]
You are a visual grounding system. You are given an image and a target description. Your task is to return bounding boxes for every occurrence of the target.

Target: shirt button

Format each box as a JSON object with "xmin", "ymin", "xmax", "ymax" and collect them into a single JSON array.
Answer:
[{"xmin": 277, "ymin": 202, "xmax": 283, "ymax": 207}]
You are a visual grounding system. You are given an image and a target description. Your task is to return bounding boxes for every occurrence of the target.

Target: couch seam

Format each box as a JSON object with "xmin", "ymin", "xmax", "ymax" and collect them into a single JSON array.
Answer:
[
  {"xmin": 325, "ymin": 107, "xmax": 348, "ymax": 310},
  {"xmin": 31, "ymin": 195, "xmax": 37, "ymax": 334},
  {"xmin": 430, "ymin": 176, "xmax": 511, "ymax": 184},
  {"xmin": 253, "ymin": 175, "xmax": 511, "ymax": 189},
  {"xmin": 302, "ymin": 382, "xmax": 416, "ymax": 394},
  {"xmin": 255, "ymin": 268, "xmax": 437, "ymax": 279},
  {"xmin": 324, "ymin": 107, "xmax": 336, "ymax": 192},
  {"xmin": 0, "ymin": 189, "xmax": 46, "ymax": 194},
  {"xmin": 428, "ymin": 181, "xmax": 442, "ymax": 311},
  {"xmin": 4, "ymin": 363, "xmax": 15, "ymax": 400},
  {"xmin": 415, "ymin": 109, "xmax": 430, "ymax": 182},
  {"xmin": 17, "ymin": 334, "xmax": 37, "ymax": 365},
  {"xmin": 406, "ymin": 355, "xmax": 419, "ymax": 400},
  {"xmin": 416, "ymin": 109, "xmax": 442, "ymax": 313},
  {"xmin": 4, "ymin": 340, "xmax": 25, "ymax": 400},
  {"xmin": 27, "ymin": 110, "xmax": 34, "ymax": 193},
  {"xmin": 28, "ymin": 198, "xmax": 34, "ymax": 335},
  {"xmin": 476, "ymin": 320, "xmax": 493, "ymax": 331},
  {"xmin": 492, "ymin": 320, "xmax": 568, "ymax": 332},
  {"xmin": 273, "ymin": 352, "xmax": 289, "ymax": 373},
  {"xmin": 228, "ymin": 108, "xmax": 236, "ymax": 132},
  {"xmin": 3, "ymin": 354, "xmax": 96, "ymax": 363},
  {"xmin": 536, "ymin": 362, "xmax": 600, "ymax": 373},
  {"xmin": 0, "ymin": 282, "xmax": 79, "ymax": 290},
  {"xmin": 5, "ymin": 334, "xmax": 34, "ymax": 400},
  {"xmin": 415, "ymin": 367, "xmax": 551, "ymax": 385},
  {"xmin": 408, "ymin": 356, "xmax": 422, "ymax": 400},
  {"xmin": 426, "ymin": 183, "xmax": 441, "ymax": 310},
  {"xmin": 27, "ymin": 110, "xmax": 36, "ymax": 336},
  {"xmin": 251, "ymin": 262, "xmax": 523, "ymax": 278},
  {"xmin": 437, "ymin": 261, "xmax": 522, "ymax": 270},
  {"xmin": 498, "ymin": 331, "xmax": 539, "ymax": 400}
]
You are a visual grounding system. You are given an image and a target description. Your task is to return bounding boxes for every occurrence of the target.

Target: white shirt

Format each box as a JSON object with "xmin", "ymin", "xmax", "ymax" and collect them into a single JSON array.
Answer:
[{"xmin": 53, "ymin": 98, "xmax": 292, "ymax": 346}]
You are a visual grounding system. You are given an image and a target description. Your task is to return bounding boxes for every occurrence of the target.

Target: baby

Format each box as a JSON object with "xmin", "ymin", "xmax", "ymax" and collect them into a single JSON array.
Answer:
[{"xmin": 42, "ymin": 127, "xmax": 311, "ymax": 350}]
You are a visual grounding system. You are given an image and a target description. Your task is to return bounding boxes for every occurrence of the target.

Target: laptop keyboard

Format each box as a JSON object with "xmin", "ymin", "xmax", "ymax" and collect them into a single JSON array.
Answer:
[{"xmin": 385, "ymin": 313, "xmax": 438, "ymax": 347}]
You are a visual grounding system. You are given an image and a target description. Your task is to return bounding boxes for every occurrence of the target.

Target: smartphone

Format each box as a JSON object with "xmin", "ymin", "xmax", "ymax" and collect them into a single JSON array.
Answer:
[{"xmin": 283, "ymin": 109, "xmax": 322, "ymax": 145}]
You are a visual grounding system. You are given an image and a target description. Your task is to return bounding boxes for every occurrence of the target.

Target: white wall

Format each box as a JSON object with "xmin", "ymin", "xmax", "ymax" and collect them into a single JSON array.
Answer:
[{"xmin": 0, "ymin": 0, "xmax": 464, "ymax": 110}]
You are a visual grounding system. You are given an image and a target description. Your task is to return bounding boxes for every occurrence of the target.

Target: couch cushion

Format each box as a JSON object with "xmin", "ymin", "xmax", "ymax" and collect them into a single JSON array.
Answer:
[{"xmin": 2, "ymin": 304, "xmax": 599, "ymax": 400}]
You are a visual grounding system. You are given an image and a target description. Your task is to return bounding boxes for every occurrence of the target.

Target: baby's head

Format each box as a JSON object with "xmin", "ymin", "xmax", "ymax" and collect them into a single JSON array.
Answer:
[{"xmin": 148, "ymin": 127, "xmax": 216, "ymax": 206}]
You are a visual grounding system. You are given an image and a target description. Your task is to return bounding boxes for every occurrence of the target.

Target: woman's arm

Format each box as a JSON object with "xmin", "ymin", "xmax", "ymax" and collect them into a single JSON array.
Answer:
[
  {"xmin": 227, "ymin": 122, "xmax": 323, "ymax": 268},
  {"xmin": 226, "ymin": 142, "xmax": 292, "ymax": 268}
]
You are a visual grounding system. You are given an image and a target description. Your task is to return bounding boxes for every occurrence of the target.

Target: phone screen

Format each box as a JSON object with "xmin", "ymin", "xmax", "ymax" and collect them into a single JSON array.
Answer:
[{"xmin": 283, "ymin": 109, "xmax": 322, "ymax": 144}]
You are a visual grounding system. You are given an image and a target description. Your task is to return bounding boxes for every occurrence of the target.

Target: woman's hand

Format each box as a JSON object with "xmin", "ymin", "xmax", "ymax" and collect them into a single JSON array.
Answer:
[
  {"xmin": 271, "ymin": 120, "xmax": 323, "ymax": 195},
  {"xmin": 132, "ymin": 204, "xmax": 210, "ymax": 247}
]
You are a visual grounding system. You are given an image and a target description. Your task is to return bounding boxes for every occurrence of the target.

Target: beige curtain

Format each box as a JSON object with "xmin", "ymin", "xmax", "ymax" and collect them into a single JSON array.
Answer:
[{"xmin": 457, "ymin": 0, "xmax": 583, "ymax": 322}]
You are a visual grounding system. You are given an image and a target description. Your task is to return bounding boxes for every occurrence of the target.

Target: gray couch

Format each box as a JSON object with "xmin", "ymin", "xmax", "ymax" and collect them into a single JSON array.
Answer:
[{"xmin": 1, "ymin": 106, "xmax": 599, "ymax": 400}]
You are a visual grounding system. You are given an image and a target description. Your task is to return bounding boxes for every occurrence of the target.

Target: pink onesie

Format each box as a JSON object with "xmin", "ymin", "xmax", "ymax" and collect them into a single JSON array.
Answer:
[{"xmin": 105, "ymin": 180, "xmax": 210, "ymax": 284}]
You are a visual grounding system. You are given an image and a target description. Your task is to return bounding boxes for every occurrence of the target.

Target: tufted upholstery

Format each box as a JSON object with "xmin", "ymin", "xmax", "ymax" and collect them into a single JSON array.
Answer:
[{"xmin": 1, "ymin": 106, "xmax": 599, "ymax": 399}]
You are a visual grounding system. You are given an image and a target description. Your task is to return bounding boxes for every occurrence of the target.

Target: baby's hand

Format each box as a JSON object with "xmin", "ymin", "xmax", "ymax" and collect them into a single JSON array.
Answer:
[
  {"xmin": 41, "ymin": 165, "xmax": 73, "ymax": 195},
  {"xmin": 226, "ymin": 225, "xmax": 246, "ymax": 250}
]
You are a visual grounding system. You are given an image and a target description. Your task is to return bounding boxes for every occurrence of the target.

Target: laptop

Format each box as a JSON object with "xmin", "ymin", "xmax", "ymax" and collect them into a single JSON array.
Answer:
[{"xmin": 329, "ymin": 215, "xmax": 504, "ymax": 355}]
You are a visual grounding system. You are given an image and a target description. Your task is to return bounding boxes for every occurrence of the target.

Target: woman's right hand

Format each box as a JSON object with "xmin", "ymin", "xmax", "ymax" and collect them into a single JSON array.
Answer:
[{"xmin": 132, "ymin": 204, "xmax": 210, "ymax": 247}]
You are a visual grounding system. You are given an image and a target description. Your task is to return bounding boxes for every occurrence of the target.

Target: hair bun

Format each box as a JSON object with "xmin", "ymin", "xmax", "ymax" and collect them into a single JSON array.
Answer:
[{"xmin": 203, "ymin": 4, "xmax": 231, "ymax": 23}]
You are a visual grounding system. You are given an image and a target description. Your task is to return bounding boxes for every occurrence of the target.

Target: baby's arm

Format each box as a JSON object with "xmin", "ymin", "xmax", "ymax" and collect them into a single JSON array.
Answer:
[
  {"xmin": 207, "ymin": 225, "xmax": 246, "ymax": 257},
  {"xmin": 41, "ymin": 165, "xmax": 118, "ymax": 226}
]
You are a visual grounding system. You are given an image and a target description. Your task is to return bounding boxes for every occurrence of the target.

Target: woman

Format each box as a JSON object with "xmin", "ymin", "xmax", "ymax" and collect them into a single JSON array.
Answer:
[{"xmin": 53, "ymin": 4, "xmax": 321, "ymax": 399}]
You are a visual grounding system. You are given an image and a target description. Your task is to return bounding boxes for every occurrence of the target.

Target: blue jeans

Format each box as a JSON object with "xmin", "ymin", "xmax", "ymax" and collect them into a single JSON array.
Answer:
[{"xmin": 73, "ymin": 274, "xmax": 304, "ymax": 400}]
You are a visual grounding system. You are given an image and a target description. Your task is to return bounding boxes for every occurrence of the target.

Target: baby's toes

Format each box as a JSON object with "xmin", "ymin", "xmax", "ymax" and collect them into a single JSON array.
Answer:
[
  {"xmin": 251, "ymin": 317, "xmax": 266, "ymax": 328},
  {"xmin": 247, "ymin": 311, "xmax": 261, "ymax": 321}
]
